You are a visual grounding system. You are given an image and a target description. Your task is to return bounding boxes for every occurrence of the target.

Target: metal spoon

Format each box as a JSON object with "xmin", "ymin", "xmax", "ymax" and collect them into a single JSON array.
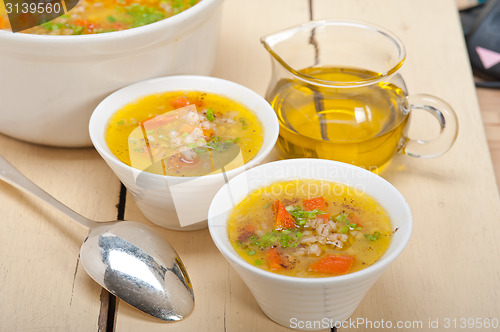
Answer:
[{"xmin": 0, "ymin": 155, "xmax": 194, "ymax": 321}]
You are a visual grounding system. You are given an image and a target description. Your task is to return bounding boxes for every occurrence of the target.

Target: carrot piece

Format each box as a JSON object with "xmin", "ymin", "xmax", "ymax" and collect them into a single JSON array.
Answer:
[
  {"xmin": 202, "ymin": 128, "xmax": 214, "ymax": 138},
  {"xmin": 303, "ymin": 197, "xmax": 327, "ymax": 211},
  {"xmin": 348, "ymin": 212, "xmax": 362, "ymax": 227},
  {"xmin": 170, "ymin": 96, "xmax": 191, "ymax": 109},
  {"xmin": 237, "ymin": 224, "xmax": 255, "ymax": 242},
  {"xmin": 73, "ymin": 19, "xmax": 100, "ymax": 33},
  {"xmin": 309, "ymin": 254, "xmax": 355, "ymax": 274},
  {"xmin": 73, "ymin": 19, "xmax": 90, "ymax": 27},
  {"xmin": 272, "ymin": 200, "xmax": 296, "ymax": 230},
  {"xmin": 303, "ymin": 196, "xmax": 330, "ymax": 220},
  {"xmin": 267, "ymin": 247, "xmax": 284, "ymax": 271},
  {"xmin": 110, "ymin": 22, "xmax": 127, "ymax": 31}
]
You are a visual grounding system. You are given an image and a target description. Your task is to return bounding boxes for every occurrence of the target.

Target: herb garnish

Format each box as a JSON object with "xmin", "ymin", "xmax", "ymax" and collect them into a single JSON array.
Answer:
[
  {"xmin": 206, "ymin": 108, "xmax": 215, "ymax": 122},
  {"xmin": 241, "ymin": 229, "xmax": 303, "ymax": 250},
  {"xmin": 285, "ymin": 205, "xmax": 325, "ymax": 226},
  {"xmin": 365, "ymin": 231, "xmax": 381, "ymax": 241}
]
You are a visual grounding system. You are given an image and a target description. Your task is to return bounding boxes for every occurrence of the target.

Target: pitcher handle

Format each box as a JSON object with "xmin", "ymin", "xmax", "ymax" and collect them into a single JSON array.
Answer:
[{"xmin": 401, "ymin": 94, "xmax": 458, "ymax": 158}]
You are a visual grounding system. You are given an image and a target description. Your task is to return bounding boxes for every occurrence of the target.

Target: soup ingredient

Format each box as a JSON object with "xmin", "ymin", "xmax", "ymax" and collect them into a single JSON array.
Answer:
[
  {"xmin": 308, "ymin": 254, "xmax": 355, "ymax": 274},
  {"xmin": 0, "ymin": 0, "xmax": 199, "ymax": 35},
  {"xmin": 267, "ymin": 247, "xmax": 286, "ymax": 271},
  {"xmin": 227, "ymin": 179, "xmax": 393, "ymax": 278},
  {"xmin": 106, "ymin": 91, "xmax": 264, "ymax": 177},
  {"xmin": 272, "ymin": 200, "xmax": 296, "ymax": 230},
  {"xmin": 267, "ymin": 66, "xmax": 409, "ymax": 170}
]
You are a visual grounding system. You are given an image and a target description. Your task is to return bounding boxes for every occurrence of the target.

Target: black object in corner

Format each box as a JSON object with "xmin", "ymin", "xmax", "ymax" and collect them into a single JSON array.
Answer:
[{"xmin": 461, "ymin": 0, "xmax": 500, "ymax": 88}]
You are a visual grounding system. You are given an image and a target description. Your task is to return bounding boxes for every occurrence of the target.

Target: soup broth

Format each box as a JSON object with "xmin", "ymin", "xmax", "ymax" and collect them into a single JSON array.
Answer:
[
  {"xmin": 267, "ymin": 66, "xmax": 409, "ymax": 171},
  {"xmin": 106, "ymin": 91, "xmax": 264, "ymax": 176},
  {"xmin": 0, "ymin": 0, "xmax": 199, "ymax": 34},
  {"xmin": 227, "ymin": 179, "xmax": 393, "ymax": 277}
]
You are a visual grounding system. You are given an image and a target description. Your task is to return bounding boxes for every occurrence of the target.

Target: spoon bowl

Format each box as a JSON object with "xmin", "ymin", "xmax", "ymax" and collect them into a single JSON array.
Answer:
[
  {"xmin": 82, "ymin": 221, "xmax": 194, "ymax": 321},
  {"xmin": 0, "ymin": 155, "xmax": 194, "ymax": 321}
]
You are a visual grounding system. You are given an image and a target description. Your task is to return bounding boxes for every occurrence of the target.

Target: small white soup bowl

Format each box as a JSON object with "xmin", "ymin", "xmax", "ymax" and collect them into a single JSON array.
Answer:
[
  {"xmin": 208, "ymin": 158, "xmax": 412, "ymax": 330},
  {"xmin": 0, "ymin": 0, "xmax": 223, "ymax": 147},
  {"xmin": 89, "ymin": 75, "xmax": 279, "ymax": 231}
]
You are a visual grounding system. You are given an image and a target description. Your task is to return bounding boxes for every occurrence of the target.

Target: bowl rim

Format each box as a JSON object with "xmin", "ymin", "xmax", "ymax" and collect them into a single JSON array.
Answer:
[
  {"xmin": 0, "ymin": 0, "xmax": 223, "ymax": 43},
  {"xmin": 207, "ymin": 158, "xmax": 413, "ymax": 284},
  {"xmin": 89, "ymin": 74, "xmax": 279, "ymax": 182}
]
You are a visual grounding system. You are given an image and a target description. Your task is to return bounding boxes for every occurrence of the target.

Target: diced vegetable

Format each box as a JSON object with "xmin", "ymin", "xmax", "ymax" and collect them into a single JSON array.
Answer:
[
  {"xmin": 128, "ymin": 4, "xmax": 166, "ymax": 27},
  {"xmin": 285, "ymin": 205, "xmax": 326, "ymax": 225},
  {"xmin": 239, "ymin": 117, "xmax": 248, "ymax": 129},
  {"xmin": 237, "ymin": 224, "xmax": 255, "ymax": 242},
  {"xmin": 303, "ymin": 197, "xmax": 327, "ymax": 211},
  {"xmin": 308, "ymin": 254, "xmax": 355, "ymax": 274},
  {"xmin": 202, "ymin": 128, "xmax": 214, "ymax": 138},
  {"xmin": 206, "ymin": 108, "xmax": 215, "ymax": 121},
  {"xmin": 272, "ymin": 200, "xmax": 296, "ymax": 230},
  {"xmin": 244, "ymin": 228, "xmax": 301, "ymax": 249},
  {"xmin": 206, "ymin": 136, "xmax": 239, "ymax": 151},
  {"xmin": 365, "ymin": 231, "xmax": 381, "ymax": 241},
  {"xmin": 303, "ymin": 196, "xmax": 330, "ymax": 220},
  {"xmin": 170, "ymin": 96, "xmax": 191, "ymax": 109},
  {"xmin": 348, "ymin": 212, "xmax": 362, "ymax": 228},
  {"xmin": 334, "ymin": 212, "xmax": 349, "ymax": 223},
  {"xmin": 267, "ymin": 247, "xmax": 284, "ymax": 270}
]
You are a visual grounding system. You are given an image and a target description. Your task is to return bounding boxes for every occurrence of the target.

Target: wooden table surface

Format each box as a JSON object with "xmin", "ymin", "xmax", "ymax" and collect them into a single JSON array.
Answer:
[
  {"xmin": 1, "ymin": 0, "xmax": 500, "ymax": 331},
  {"xmin": 478, "ymin": 87, "xmax": 500, "ymax": 189}
]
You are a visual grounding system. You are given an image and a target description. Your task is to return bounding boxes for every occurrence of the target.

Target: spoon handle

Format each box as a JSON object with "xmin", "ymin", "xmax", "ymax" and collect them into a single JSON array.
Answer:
[{"xmin": 0, "ymin": 155, "xmax": 101, "ymax": 230}]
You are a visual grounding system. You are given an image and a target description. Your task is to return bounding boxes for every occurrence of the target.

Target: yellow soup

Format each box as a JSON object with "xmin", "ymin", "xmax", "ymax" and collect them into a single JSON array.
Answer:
[
  {"xmin": 227, "ymin": 179, "xmax": 394, "ymax": 278},
  {"xmin": 0, "ymin": 0, "xmax": 199, "ymax": 35},
  {"xmin": 106, "ymin": 91, "xmax": 264, "ymax": 176}
]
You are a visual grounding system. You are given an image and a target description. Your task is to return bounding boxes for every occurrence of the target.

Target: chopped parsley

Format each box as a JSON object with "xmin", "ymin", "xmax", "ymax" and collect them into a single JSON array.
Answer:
[
  {"xmin": 206, "ymin": 108, "xmax": 215, "ymax": 121},
  {"xmin": 285, "ymin": 205, "xmax": 326, "ymax": 226},
  {"xmin": 365, "ymin": 231, "xmax": 381, "ymax": 241},
  {"xmin": 241, "ymin": 229, "xmax": 303, "ymax": 250},
  {"xmin": 206, "ymin": 136, "xmax": 240, "ymax": 151},
  {"xmin": 334, "ymin": 212, "xmax": 349, "ymax": 223},
  {"xmin": 333, "ymin": 212, "xmax": 362, "ymax": 230},
  {"xmin": 239, "ymin": 117, "xmax": 248, "ymax": 130},
  {"xmin": 124, "ymin": 4, "xmax": 166, "ymax": 28}
]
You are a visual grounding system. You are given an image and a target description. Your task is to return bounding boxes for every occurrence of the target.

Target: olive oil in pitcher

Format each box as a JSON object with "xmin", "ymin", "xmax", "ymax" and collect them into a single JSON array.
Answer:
[{"xmin": 267, "ymin": 66, "xmax": 410, "ymax": 170}]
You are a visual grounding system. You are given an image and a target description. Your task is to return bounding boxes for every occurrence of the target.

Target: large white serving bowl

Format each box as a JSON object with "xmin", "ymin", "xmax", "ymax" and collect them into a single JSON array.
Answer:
[
  {"xmin": 208, "ymin": 158, "xmax": 412, "ymax": 330},
  {"xmin": 0, "ymin": 0, "xmax": 223, "ymax": 147},
  {"xmin": 89, "ymin": 75, "xmax": 279, "ymax": 231}
]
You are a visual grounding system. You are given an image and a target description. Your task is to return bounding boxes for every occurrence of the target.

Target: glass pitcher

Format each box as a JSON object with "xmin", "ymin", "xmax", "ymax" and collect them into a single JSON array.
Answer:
[{"xmin": 261, "ymin": 20, "xmax": 458, "ymax": 171}]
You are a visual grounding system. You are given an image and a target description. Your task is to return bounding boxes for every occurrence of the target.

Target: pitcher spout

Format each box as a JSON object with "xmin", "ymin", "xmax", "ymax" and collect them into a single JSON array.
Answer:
[{"xmin": 261, "ymin": 19, "xmax": 406, "ymax": 87}]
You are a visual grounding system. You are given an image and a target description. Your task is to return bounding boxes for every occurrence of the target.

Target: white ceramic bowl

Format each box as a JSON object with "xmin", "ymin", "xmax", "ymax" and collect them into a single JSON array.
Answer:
[
  {"xmin": 208, "ymin": 158, "xmax": 412, "ymax": 330},
  {"xmin": 0, "ymin": 0, "xmax": 223, "ymax": 147},
  {"xmin": 89, "ymin": 75, "xmax": 279, "ymax": 231}
]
